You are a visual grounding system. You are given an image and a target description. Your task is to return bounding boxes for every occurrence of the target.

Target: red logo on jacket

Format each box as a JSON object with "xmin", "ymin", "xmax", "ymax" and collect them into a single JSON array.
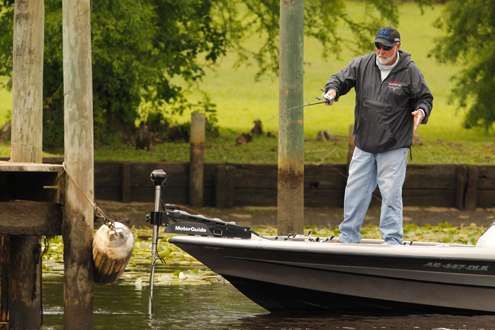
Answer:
[{"xmin": 387, "ymin": 80, "xmax": 403, "ymax": 92}]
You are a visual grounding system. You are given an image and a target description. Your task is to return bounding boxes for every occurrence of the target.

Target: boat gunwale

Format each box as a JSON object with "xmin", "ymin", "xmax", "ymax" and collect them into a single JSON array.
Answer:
[{"xmin": 169, "ymin": 235, "xmax": 495, "ymax": 261}]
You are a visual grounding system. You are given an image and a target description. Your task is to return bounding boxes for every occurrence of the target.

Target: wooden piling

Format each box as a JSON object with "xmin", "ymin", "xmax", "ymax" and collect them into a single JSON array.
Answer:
[
  {"xmin": 8, "ymin": 237, "xmax": 42, "ymax": 329},
  {"xmin": 11, "ymin": 0, "xmax": 44, "ymax": 162},
  {"xmin": 0, "ymin": 236, "xmax": 9, "ymax": 324},
  {"xmin": 465, "ymin": 166, "xmax": 479, "ymax": 210},
  {"xmin": 455, "ymin": 165, "xmax": 467, "ymax": 210},
  {"xmin": 277, "ymin": 0, "xmax": 305, "ymax": 235},
  {"xmin": 121, "ymin": 163, "xmax": 131, "ymax": 202},
  {"xmin": 189, "ymin": 112, "xmax": 205, "ymax": 207},
  {"xmin": 7, "ymin": 0, "xmax": 45, "ymax": 328},
  {"xmin": 62, "ymin": 0, "xmax": 94, "ymax": 328},
  {"xmin": 216, "ymin": 164, "xmax": 234, "ymax": 208}
]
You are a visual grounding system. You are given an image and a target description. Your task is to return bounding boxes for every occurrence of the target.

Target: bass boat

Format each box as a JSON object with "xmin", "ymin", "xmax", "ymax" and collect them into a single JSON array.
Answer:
[{"xmin": 147, "ymin": 169, "xmax": 495, "ymax": 315}]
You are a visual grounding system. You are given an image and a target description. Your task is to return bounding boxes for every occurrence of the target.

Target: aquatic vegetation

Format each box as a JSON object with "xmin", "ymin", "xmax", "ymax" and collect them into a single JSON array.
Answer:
[
  {"xmin": 402, "ymin": 222, "xmax": 485, "ymax": 245},
  {"xmin": 41, "ymin": 228, "xmax": 213, "ymax": 285},
  {"xmin": 40, "ymin": 223, "xmax": 488, "ymax": 284},
  {"xmin": 291, "ymin": 222, "xmax": 486, "ymax": 245}
]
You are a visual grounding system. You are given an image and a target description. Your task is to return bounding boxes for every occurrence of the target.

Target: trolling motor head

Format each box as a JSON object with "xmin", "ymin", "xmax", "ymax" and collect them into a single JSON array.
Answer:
[
  {"xmin": 150, "ymin": 169, "xmax": 167, "ymax": 187},
  {"xmin": 146, "ymin": 169, "xmax": 253, "ymax": 239}
]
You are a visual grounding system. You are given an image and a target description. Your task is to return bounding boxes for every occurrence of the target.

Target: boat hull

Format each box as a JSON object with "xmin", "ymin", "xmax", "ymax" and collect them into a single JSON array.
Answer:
[
  {"xmin": 225, "ymin": 275, "xmax": 486, "ymax": 315},
  {"xmin": 170, "ymin": 236, "xmax": 495, "ymax": 314}
]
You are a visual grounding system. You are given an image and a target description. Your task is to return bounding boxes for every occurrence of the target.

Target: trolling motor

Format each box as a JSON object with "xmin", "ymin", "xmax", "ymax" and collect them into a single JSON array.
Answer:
[
  {"xmin": 146, "ymin": 169, "xmax": 251, "ymax": 315},
  {"xmin": 147, "ymin": 169, "xmax": 167, "ymax": 316}
]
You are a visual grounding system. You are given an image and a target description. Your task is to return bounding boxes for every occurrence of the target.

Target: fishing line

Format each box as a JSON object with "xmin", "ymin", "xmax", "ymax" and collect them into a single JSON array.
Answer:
[
  {"xmin": 246, "ymin": 96, "xmax": 327, "ymax": 127},
  {"xmin": 285, "ymin": 98, "xmax": 326, "ymax": 111},
  {"xmin": 235, "ymin": 94, "xmax": 383, "ymax": 203}
]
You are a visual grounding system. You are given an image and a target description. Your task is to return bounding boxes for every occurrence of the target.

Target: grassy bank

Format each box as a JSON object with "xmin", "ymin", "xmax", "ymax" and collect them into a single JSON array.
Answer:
[
  {"xmin": 0, "ymin": 77, "xmax": 10, "ymax": 126},
  {"xmin": 91, "ymin": 133, "xmax": 495, "ymax": 164},
  {"xmin": 1, "ymin": 131, "xmax": 495, "ymax": 164},
  {"xmin": 1, "ymin": 2, "xmax": 494, "ymax": 164},
  {"xmin": 200, "ymin": 2, "xmax": 464, "ymax": 138}
]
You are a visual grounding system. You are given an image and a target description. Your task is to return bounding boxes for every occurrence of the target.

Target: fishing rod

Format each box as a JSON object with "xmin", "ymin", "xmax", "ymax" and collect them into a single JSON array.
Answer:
[
  {"xmin": 285, "ymin": 95, "xmax": 334, "ymax": 112},
  {"xmin": 249, "ymin": 93, "xmax": 334, "ymax": 125}
]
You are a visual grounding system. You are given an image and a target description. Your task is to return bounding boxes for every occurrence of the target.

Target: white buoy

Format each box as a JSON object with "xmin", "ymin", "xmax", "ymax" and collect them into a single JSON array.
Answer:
[
  {"xmin": 93, "ymin": 222, "xmax": 134, "ymax": 284},
  {"xmin": 476, "ymin": 222, "xmax": 495, "ymax": 248}
]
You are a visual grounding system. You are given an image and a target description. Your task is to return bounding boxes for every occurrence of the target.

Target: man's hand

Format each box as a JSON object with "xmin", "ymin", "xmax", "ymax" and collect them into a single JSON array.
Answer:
[
  {"xmin": 323, "ymin": 89, "xmax": 336, "ymax": 105},
  {"xmin": 411, "ymin": 109, "xmax": 425, "ymax": 135}
]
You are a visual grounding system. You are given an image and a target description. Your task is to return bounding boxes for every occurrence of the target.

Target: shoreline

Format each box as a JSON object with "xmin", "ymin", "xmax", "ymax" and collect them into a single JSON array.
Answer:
[{"xmin": 97, "ymin": 200, "xmax": 495, "ymax": 229}]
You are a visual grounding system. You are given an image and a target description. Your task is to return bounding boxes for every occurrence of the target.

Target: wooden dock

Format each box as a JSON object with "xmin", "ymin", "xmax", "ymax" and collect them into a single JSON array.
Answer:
[
  {"xmin": 0, "ymin": 0, "xmax": 94, "ymax": 328},
  {"xmin": 0, "ymin": 162, "xmax": 64, "ymax": 236}
]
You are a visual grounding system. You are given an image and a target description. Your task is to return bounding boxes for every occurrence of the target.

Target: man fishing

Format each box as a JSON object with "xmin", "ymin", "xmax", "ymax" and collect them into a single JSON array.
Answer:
[{"xmin": 322, "ymin": 27, "xmax": 433, "ymax": 245}]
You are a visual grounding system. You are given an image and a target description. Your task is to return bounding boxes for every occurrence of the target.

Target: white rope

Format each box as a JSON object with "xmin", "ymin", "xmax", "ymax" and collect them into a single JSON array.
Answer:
[{"xmin": 62, "ymin": 162, "xmax": 116, "ymax": 229}]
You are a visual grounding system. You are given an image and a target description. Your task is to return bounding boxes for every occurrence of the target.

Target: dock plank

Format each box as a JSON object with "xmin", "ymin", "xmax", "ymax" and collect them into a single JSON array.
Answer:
[
  {"xmin": 0, "ymin": 161, "xmax": 64, "ymax": 173},
  {"xmin": 0, "ymin": 201, "xmax": 62, "ymax": 235}
]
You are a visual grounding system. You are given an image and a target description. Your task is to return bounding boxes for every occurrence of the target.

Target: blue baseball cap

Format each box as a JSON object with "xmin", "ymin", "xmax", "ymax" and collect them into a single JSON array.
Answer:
[{"xmin": 375, "ymin": 27, "xmax": 400, "ymax": 47}]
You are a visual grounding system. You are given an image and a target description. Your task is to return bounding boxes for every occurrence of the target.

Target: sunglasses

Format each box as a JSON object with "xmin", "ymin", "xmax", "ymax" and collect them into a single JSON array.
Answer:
[{"xmin": 375, "ymin": 42, "xmax": 393, "ymax": 51}]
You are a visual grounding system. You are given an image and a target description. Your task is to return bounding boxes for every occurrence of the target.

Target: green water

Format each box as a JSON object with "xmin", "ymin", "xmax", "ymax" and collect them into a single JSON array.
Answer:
[
  {"xmin": 42, "ymin": 274, "xmax": 265, "ymax": 329},
  {"xmin": 37, "ymin": 223, "xmax": 495, "ymax": 329},
  {"xmin": 41, "ymin": 271, "xmax": 495, "ymax": 330}
]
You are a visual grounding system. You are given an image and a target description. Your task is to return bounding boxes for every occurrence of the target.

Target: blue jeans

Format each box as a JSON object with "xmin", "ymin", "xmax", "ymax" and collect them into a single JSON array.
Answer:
[{"xmin": 339, "ymin": 147, "xmax": 409, "ymax": 245}]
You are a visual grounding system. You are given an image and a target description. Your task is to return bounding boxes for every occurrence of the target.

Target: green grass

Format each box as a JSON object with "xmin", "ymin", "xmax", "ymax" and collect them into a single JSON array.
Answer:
[
  {"xmin": 199, "ymin": 2, "xmax": 467, "ymax": 138},
  {"xmin": 1, "ymin": 2, "xmax": 494, "ymax": 164},
  {"xmin": 91, "ymin": 134, "xmax": 495, "ymax": 164},
  {"xmin": 0, "ymin": 77, "xmax": 10, "ymax": 127}
]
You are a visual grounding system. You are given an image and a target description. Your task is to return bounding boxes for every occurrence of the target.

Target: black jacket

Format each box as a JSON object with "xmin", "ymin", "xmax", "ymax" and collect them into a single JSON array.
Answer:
[{"xmin": 324, "ymin": 50, "xmax": 433, "ymax": 153}]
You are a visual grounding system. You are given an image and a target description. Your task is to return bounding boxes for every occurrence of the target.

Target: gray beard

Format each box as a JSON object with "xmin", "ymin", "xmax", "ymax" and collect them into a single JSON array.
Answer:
[
  {"xmin": 376, "ymin": 51, "xmax": 400, "ymax": 70},
  {"xmin": 377, "ymin": 55, "xmax": 393, "ymax": 65}
]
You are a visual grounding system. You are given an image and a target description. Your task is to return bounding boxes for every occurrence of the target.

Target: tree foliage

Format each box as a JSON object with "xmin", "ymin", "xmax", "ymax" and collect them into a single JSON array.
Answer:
[
  {"xmin": 433, "ymin": 0, "xmax": 495, "ymax": 130},
  {"xmin": 216, "ymin": 0, "xmax": 404, "ymax": 78},
  {"xmin": 0, "ymin": 0, "xmax": 411, "ymax": 147},
  {"xmin": 1, "ymin": 0, "xmax": 226, "ymax": 146}
]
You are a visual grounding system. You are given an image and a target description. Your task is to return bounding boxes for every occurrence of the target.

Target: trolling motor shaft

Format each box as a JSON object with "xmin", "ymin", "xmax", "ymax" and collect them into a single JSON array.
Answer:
[
  {"xmin": 148, "ymin": 169, "xmax": 167, "ymax": 316},
  {"xmin": 146, "ymin": 169, "xmax": 252, "ymax": 315}
]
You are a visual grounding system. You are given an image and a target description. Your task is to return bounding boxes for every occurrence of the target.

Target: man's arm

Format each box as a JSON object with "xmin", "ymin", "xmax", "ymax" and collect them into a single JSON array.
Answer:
[
  {"xmin": 323, "ymin": 57, "xmax": 360, "ymax": 103},
  {"xmin": 409, "ymin": 64, "xmax": 433, "ymax": 124}
]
